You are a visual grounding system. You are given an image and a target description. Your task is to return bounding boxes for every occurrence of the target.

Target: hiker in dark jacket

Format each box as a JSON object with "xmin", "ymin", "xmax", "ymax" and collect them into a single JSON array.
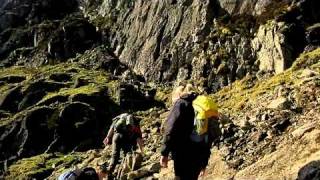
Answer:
[
  {"xmin": 103, "ymin": 113, "xmax": 144, "ymax": 177},
  {"xmin": 160, "ymin": 84, "xmax": 219, "ymax": 180}
]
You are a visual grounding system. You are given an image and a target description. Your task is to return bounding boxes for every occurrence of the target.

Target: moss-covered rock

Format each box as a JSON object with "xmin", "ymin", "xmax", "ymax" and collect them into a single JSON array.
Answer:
[
  {"xmin": 213, "ymin": 47, "xmax": 320, "ymax": 113},
  {"xmin": 5, "ymin": 153, "xmax": 84, "ymax": 179},
  {"xmin": 0, "ymin": 63, "xmax": 120, "ymax": 167}
]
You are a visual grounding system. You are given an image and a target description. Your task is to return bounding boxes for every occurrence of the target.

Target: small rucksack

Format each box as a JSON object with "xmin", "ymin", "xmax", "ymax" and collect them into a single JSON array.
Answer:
[
  {"xmin": 113, "ymin": 113, "xmax": 135, "ymax": 133},
  {"xmin": 58, "ymin": 170, "xmax": 78, "ymax": 180},
  {"xmin": 58, "ymin": 167, "xmax": 98, "ymax": 180},
  {"xmin": 190, "ymin": 95, "xmax": 219, "ymax": 142}
]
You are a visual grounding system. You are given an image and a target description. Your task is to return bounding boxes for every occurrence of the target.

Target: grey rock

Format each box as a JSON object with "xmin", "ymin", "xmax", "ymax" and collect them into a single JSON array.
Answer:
[{"xmin": 267, "ymin": 97, "xmax": 290, "ymax": 109}]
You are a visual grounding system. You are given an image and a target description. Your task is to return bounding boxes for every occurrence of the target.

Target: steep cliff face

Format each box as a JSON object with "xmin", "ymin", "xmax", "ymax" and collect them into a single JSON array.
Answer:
[
  {"xmin": 84, "ymin": 0, "xmax": 317, "ymax": 91},
  {"xmin": 218, "ymin": 0, "xmax": 278, "ymax": 16},
  {"xmin": 1, "ymin": 0, "xmax": 319, "ymax": 88},
  {"xmin": 96, "ymin": 0, "xmax": 217, "ymax": 83}
]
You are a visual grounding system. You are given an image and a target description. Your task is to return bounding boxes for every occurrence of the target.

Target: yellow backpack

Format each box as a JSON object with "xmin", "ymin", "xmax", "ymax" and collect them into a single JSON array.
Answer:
[{"xmin": 192, "ymin": 95, "xmax": 219, "ymax": 136}]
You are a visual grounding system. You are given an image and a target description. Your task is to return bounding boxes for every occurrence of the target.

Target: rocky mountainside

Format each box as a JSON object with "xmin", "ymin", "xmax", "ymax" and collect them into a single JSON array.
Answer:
[{"xmin": 0, "ymin": 0, "xmax": 319, "ymax": 179}]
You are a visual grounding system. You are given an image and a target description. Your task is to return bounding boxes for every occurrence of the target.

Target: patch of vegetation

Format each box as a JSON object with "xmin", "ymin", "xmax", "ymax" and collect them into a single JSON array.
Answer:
[
  {"xmin": 154, "ymin": 85, "xmax": 172, "ymax": 107},
  {"xmin": 91, "ymin": 15, "xmax": 117, "ymax": 30},
  {"xmin": 292, "ymin": 48, "xmax": 320, "ymax": 71},
  {"xmin": 6, "ymin": 153, "xmax": 84, "ymax": 179},
  {"xmin": 0, "ymin": 62, "xmax": 119, "ymax": 110},
  {"xmin": 36, "ymin": 63, "xmax": 115, "ymax": 103},
  {"xmin": 0, "ymin": 66, "xmax": 36, "ymax": 80},
  {"xmin": 213, "ymin": 48, "xmax": 320, "ymax": 113},
  {"xmin": 42, "ymin": 84, "xmax": 101, "ymax": 102}
]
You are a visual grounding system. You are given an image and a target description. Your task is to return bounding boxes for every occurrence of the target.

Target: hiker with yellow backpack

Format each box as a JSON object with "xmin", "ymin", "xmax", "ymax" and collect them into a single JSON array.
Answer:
[{"xmin": 160, "ymin": 84, "xmax": 220, "ymax": 180}]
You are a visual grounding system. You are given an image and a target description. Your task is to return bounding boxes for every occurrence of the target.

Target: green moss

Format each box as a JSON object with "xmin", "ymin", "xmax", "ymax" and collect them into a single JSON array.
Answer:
[
  {"xmin": 154, "ymin": 86, "xmax": 172, "ymax": 106},
  {"xmin": 39, "ymin": 84, "xmax": 100, "ymax": 104},
  {"xmin": 6, "ymin": 153, "xmax": 84, "ymax": 179},
  {"xmin": 0, "ymin": 66, "xmax": 36, "ymax": 80},
  {"xmin": 1, "ymin": 62, "xmax": 119, "ymax": 111},
  {"xmin": 292, "ymin": 48, "xmax": 320, "ymax": 71},
  {"xmin": 213, "ymin": 48, "xmax": 320, "ymax": 113}
]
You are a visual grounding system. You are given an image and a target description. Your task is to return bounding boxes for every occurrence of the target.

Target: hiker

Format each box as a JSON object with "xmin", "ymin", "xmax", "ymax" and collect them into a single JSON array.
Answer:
[
  {"xmin": 103, "ymin": 113, "xmax": 144, "ymax": 178},
  {"xmin": 58, "ymin": 165, "xmax": 108, "ymax": 180},
  {"xmin": 160, "ymin": 84, "xmax": 220, "ymax": 180}
]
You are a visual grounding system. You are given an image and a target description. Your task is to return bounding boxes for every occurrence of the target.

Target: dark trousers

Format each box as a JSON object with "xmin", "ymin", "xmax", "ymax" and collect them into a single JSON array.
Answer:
[
  {"xmin": 109, "ymin": 133, "xmax": 132, "ymax": 173},
  {"xmin": 172, "ymin": 143, "xmax": 209, "ymax": 180}
]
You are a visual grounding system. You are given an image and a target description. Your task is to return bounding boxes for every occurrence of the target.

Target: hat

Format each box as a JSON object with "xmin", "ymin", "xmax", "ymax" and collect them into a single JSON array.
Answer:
[
  {"xmin": 184, "ymin": 83, "xmax": 196, "ymax": 94},
  {"xmin": 172, "ymin": 86, "xmax": 185, "ymax": 103}
]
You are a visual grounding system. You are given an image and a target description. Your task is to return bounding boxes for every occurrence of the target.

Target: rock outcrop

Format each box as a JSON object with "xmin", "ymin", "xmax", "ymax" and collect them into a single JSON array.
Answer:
[
  {"xmin": 0, "ymin": 62, "xmax": 162, "ymax": 177},
  {"xmin": 252, "ymin": 20, "xmax": 305, "ymax": 74}
]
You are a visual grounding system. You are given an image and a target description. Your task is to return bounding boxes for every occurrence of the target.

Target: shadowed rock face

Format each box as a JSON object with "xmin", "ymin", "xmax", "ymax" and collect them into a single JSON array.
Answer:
[
  {"xmin": 0, "ymin": 0, "xmax": 78, "ymax": 31},
  {"xmin": 0, "ymin": 0, "xmax": 102, "ymax": 67},
  {"xmin": 91, "ymin": 0, "xmax": 318, "ymax": 90}
]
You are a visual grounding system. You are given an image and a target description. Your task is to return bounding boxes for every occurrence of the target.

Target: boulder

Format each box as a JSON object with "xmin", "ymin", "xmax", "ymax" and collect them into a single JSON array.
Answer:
[
  {"xmin": 0, "ymin": 86, "xmax": 23, "ymax": 112},
  {"xmin": 73, "ymin": 77, "xmax": 89, "ymax": 88},
  {"xmin": 272, "ymin": 118, "xmax": 291, "ymax": 132},
  {"xmin": 267, "ymin": 97, "xmax": 291, "ymax": 109},
  {"xmin": 0, "ymin": 106, "xmax": 55, "ymax": 161},
  {"xmin": 297, "ymin": 160, "xmax": 320, "ymax": 180},
  {"xmin": 49, "ymin": 73, "xmax": 72, "ymax": 82},
  {"xmin": 291, "ymin": 123, "xmax": 316, "ymax": 138},
  {"xmin": 18, "ymin": 90, "xmax": 47, "ymax": 111},
  {"xmin": 0, "ymin": 76, "xmax": 25, "ymax": 84},
  {"xmin": 24, "ymin": 80, "xmax": 67, "ymax": 94},
  {"xmin": 306, "ymin": 23, "xmax": 320, "ymax": 46},
  {"xmin": 119, "ymin": 83, "xmax": 160, "ymax": 111},
  {"xmin": 47, "ymin": 17, "xmax": 100, "ymax": 60},
  {"xmin": 76, "ymin": 46, "xmax": 126, "ymax": 74},
  {"xmin": 57, "ymin": 102, "xmax": 98, "ymax": 152}
]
